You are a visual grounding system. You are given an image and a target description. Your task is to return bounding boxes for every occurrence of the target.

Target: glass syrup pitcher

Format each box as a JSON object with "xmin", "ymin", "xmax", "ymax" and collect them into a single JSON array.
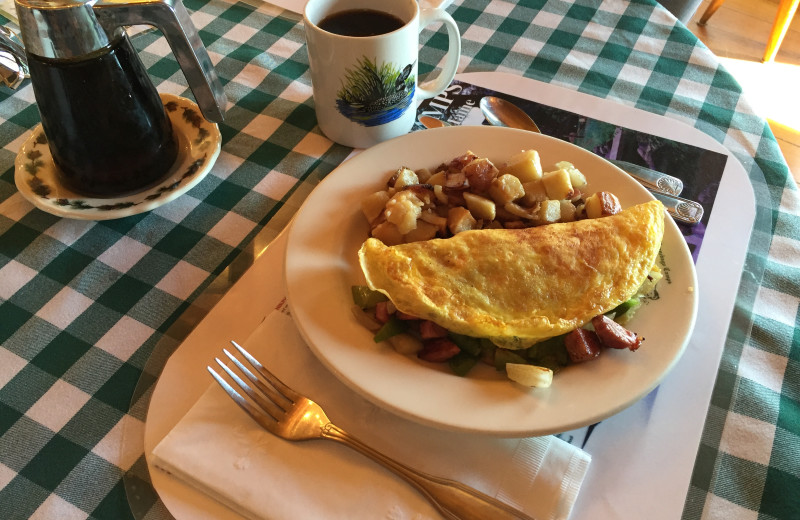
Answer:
[{"xmin": 15, "ymin": 0, "xmax": 227, "ymax": 197}]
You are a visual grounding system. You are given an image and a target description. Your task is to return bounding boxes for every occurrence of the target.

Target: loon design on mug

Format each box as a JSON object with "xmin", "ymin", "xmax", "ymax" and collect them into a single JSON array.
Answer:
[{"xmin": 335, "ymin": 57, "xmax": 415, "ymax": 127}]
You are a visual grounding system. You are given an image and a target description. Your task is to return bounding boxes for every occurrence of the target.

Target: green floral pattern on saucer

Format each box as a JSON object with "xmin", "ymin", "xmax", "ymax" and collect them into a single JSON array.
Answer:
[{"xmin": 14, "ymin": 93, "xmax": 221, "ymax": 220}]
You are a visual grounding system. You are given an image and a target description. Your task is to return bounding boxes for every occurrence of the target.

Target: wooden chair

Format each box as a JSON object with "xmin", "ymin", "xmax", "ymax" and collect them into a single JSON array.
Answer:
[{"xmin": 698, "ymin": 0, "xmax": 799, "ymax": 62}]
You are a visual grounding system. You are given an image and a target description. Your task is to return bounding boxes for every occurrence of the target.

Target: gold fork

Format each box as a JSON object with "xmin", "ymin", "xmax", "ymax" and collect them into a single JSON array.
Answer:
[{"xmin": 208, "ymin": 341, "xmax": 537, "ymax": 520}]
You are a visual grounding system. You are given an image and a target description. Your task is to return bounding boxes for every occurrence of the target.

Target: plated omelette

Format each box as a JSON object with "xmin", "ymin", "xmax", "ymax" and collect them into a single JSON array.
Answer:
[
  {"xmin": 353, "ymin": 149, "xmax": 666, "ymax": 387},
  {"xmin": 359, "ymin": 200, "xmax": 664, "ymax": 344}
]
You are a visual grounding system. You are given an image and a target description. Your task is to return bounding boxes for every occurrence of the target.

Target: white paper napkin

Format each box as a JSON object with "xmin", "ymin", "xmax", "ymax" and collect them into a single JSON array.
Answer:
[{"xmin": 151, "ymin": 309, "xmax": 591, "ymax": 520}]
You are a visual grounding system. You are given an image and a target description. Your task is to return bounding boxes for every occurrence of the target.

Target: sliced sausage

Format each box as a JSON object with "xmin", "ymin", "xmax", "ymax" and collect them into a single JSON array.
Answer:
[
  {"xmin": 419, "ymin": 320, "xmax": 448, "ymax": 339},
  {"xmin": 564, "ymin": 328, "xmax": 602, "ymax": 363},
  {"xmin": 592, "ymin": 315, "xmax": 643, "ymax": 351},
  {"xmin": 418, "ymin": 338, "xmax": 461, "ymax": 362}
]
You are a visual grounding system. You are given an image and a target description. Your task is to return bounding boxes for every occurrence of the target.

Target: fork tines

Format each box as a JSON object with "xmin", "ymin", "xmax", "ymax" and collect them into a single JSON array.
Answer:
[{"xmin": 207, "ymin": 341, "xmax": 295, "ymax": 427}]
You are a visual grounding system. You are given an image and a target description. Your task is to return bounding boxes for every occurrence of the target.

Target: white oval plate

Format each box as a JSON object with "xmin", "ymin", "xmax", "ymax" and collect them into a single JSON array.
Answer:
[
  {"xmin": 14, "ymin": 93, "xmax": 221, "ymax": 221},
  {"xmin": 285, "ymin": 126, "xmax": 698, "ymax": 437}
]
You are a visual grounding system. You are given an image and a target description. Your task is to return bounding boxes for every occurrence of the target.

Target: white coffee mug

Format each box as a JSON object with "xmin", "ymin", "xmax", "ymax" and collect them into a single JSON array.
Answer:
[{"xmin": 303, "ymin": 0, "xmax": 461, "ymax": 148}]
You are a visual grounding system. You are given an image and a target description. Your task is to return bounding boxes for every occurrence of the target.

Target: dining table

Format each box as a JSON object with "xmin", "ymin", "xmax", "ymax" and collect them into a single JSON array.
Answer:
[{"xmin": 1, "ymin": 0, "xmax": 798, "ymax": 519}]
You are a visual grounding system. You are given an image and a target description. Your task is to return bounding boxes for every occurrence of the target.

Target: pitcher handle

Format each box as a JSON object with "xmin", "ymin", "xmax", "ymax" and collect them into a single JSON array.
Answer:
[
  {"xmin": 0, "ymin": 26, "xmax": 29, "ymax": 90},
  {"xmin": 95, "ymin": 0, "xmax": 227, "ymax": 122}
]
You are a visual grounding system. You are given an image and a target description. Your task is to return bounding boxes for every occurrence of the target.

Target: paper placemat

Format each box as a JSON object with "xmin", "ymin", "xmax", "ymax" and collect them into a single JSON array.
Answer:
[{"xmin": 143, "ymin": 73, "xmax": 756, "ymax": 520}]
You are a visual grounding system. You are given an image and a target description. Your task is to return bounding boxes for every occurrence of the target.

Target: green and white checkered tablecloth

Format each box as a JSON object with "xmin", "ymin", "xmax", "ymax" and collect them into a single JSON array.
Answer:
[{"xmin": 0, "ymin": 0, "xmax": 797, "ymax": 518}]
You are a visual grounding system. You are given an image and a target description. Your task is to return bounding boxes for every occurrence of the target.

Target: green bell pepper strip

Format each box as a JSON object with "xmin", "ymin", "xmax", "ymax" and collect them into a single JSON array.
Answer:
[
  {"xmin": 351, "ymin": 285, "xmax": 388, "ymax": 309},
  {"xmin": 447, "ymin": 333, "xmax": 482, "ymax": 356},
  {"xmin": 373, "ymin": 316, "xmax": 406, "ymax": 343},
  {"xmin": 448, "ymin": 352, "xmax": 479, "ymax": 377}
]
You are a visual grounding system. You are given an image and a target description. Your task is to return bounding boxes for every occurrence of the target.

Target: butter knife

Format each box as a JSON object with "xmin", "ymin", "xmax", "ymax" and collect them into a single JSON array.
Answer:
[
  {"xmin": 649, "ymin": 191, "xmax": 704, "ymax": 225},
  {"xmin": 607, "ymin": 159, "xmax": 683, "ymax": 196}
]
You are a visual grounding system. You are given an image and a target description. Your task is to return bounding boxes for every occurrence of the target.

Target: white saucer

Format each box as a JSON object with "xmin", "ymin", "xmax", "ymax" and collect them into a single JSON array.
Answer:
[{"xmin": 14, "ymin": 93, "xmax": 221, "ymax": 221}]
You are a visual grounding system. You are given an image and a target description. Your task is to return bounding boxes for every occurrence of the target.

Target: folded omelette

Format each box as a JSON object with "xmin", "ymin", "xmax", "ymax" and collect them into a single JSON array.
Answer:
[{"xmin": 358, "ymin": 200, "xmax": 665, "ymax": 347}]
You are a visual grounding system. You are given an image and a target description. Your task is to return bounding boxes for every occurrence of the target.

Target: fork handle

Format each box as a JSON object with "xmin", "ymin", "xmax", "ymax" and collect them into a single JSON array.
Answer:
[{"xmin": 322, "ymin": 424, "xmax": 537, "ymax": 520}]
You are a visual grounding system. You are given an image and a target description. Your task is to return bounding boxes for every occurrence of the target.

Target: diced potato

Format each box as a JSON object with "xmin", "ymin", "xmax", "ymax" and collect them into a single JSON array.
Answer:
[
  {"xmin": 462, "ymin": 158, "xmax": 499, "ymax": 192},
  {"xmin": 447, "ymin": 206, "xmax": 477, "ymax": 234},
  {"xmin": 488, "ymin": 174, "xmax": 525, "ymax": 205},
  {"xmin": 584, "ymin": 191, "xmax": 622, "ymax": 219},
  {"xmin": 427, "ymin": 171, "xmax": 446, "ymax": 186},
  {"xmin": 541, "ymin": 169, "xmax": 575, "ymax": 200},
  {"xmin": 506, "ymin": 363, "xmax": 553, "ymax": 388},
  {"xmin": 402, "ymin": 184, "xmax": 435, "ymax": 206},
  {"xmin": 419, "ymin": 209, "xmax": 447, "ymax": 233},
  {"xmin": 371, "ymin": 221, "xmax": 403, "ymax": 245},
  {"xmin": 361, "ymin": 191, "xmax": 390, "ymax": 223},
  {"xmin": 463, "ymin": 192, "xmax": 496, "ymax": 221},
  {"xmin": 504, "ymin": 202, "xmax": 536, "ymax": 220},
  {"xmin": 570, "ymin": 171, "xmax": 587, "ymax": 189},
  {"xmin": 584, "ymin": 194, "xmax": 602, "ymax": 219},
  {"xmin": 415, "ymin": 167, "xmax": 432, "ymax": 183},
  {"xmin": 389, "ymin": 333, "xmax": 423, "ymax": 355},
  {"xmin": 559, "ymin": 200, "xmax": 577, "ymax": 222},
  {"xmin": 433, "ymin": 184, "xmax": 448, "ymax": 204},
  {"xmin": 444, "ymin": 170, "xmax": 469, "ymax": 189},
  {"xmin": 385, "ymin": 191, "xmax": 423, "ymax": 234},
  {"xmin": 538, "ymin": 199, "xmax": 561, "ymax": 223},
  {"xmin": 555, "ymin": 161, "xmax": 588, "ymax": 188},
  {"xmin": 393, "ymin": 167, "xmax": 419, "ymax": 189},
  {"xmin": 404, "ymin": 220, "xmax": 438, "ymax": 242},
  {"xmin": 520, "ymin": 180, "xmax": 548, "ymax": 205},
  {"xmin": 494, "ymin": 204, "xmax": 518, "ymax": 221},
  {"xmin": 449, "ymin": 151, "xmax": 479, "ymax": 172},
  {"xmin": 501, "ymin": 149, "xmax": 543, "ymax": 183}
]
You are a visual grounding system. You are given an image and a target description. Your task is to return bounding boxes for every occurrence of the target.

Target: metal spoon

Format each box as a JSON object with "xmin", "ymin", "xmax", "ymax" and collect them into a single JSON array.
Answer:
[
  {"xmin": 480, "ymin": 96, "xmax": 542, "ymax": 133},
  {"xmin": 418, "ymin": 115, "xmax": 448, "ymax": 129},
  {"xmin": 477, "ymin": 96, "xmax": 703, "ymax": 225}
]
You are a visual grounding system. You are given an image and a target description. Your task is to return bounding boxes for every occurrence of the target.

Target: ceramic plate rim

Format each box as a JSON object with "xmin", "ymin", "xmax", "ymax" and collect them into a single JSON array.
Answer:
[
  {"xmin": 14, "ymin": 93, "xmax": 221, "ymax": 221},
  {"xmin": 285, "ymin": 126, "xmax": 699, "ymax": 437}
]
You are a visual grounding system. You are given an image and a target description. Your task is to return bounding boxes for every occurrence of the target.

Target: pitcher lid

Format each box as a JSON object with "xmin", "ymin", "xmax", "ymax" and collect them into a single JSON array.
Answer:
[{"xmin": 16, "ymin": 0, "xmax": 114, "ymax": 59}]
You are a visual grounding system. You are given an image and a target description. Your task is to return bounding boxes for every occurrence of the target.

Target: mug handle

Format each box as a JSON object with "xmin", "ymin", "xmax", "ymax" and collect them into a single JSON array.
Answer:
[{"xmin": 416, "ymin": 8, "xmax": 462, "ymax": 100}]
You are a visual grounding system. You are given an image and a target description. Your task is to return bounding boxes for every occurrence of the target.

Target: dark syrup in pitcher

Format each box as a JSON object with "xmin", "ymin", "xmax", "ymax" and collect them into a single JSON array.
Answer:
[{"xmin": 27, "ymin": 34, "xmax": 178, "ymax": 197}]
